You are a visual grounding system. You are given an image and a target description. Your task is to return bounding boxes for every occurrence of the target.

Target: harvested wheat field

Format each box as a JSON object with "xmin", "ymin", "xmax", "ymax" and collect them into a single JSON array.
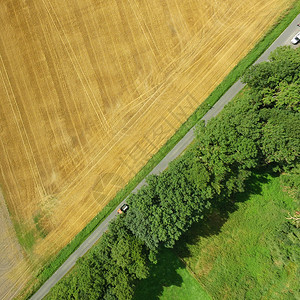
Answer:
[
  {"xmin": 0, "ymin": 188, "xmax": 30, "ymax": 300},
  {"xmin": 0, "ymin": 0, "xmax": 294, "ymax": 297}
]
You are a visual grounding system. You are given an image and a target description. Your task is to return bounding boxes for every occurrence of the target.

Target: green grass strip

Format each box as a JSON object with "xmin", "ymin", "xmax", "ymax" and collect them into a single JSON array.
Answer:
[{"xmin": 22, "ymin": 2, "xmax": 300, "ymax": 299}]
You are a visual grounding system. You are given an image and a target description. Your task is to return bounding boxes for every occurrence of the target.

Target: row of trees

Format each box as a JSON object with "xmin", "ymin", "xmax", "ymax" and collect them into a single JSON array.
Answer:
[
  {"xmin": 50, "ymin": 217, "xmax": 154, "ymax": 299},
  {"xmin": 125, "ymin": 46, "xmax": 299, "ymax": 251},
  {"xmin": 49, "ymin": 46, "xmax": 299, "ymax": 299}
]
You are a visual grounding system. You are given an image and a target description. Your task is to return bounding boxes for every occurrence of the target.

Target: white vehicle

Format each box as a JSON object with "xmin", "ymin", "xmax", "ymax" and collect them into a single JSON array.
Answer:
[{"xmin": 291, "ymin": 32, "xmax": 300, "ymax": 45}]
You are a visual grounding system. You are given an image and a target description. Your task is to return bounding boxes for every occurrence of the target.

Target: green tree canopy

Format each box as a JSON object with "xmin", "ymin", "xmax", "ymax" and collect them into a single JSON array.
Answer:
[
  {"xmin": 259, "ymin": 109, "xmax": 300, "ymax": 169},
  {"xmin": 125, "ymin": 155, "xmax": 212, "ymax": 249},
  {"xmin": 242, "ymin": 46, "xmax": 300, "ymax": 100},
  {"xmin": 49, "ymin": 218, "xmax": 150, "ymax": 300}
]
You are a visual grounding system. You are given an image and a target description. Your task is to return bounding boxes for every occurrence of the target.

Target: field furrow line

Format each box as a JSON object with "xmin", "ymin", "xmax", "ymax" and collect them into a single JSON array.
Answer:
[{"xmin": 41, "ymin": 0, "xmax": 110, "ymax": 133}]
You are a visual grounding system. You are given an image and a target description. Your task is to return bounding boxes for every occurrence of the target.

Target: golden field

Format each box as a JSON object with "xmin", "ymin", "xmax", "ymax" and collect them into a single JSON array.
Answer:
[{"xmin": 0, "ymin": 0, "xmax": 294, "ymax": 297}]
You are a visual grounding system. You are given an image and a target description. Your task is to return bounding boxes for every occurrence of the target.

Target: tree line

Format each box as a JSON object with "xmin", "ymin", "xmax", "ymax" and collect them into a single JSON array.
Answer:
[{"xmin": 49, "ymin": 46, "xmax": 299, "ymax": 299}]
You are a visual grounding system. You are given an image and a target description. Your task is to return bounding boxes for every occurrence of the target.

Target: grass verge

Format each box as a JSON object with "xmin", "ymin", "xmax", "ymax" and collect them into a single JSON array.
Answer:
[
  {"xmin": 174, "ymin": 172, "xmax": 299, "ymax": 299},
  {"xmin": 133, "ymin": 248, "xmax": 211, "ymax": 300},
  {"xmin": 22, "ymin": 2, "xmax": 300, "ymax": 298}
]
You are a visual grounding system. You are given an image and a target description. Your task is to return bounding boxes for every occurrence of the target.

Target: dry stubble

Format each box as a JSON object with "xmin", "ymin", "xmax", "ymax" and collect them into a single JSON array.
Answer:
[{"xmin": 0, "ymin": 0, "xmax": 294, "ymax": 296}]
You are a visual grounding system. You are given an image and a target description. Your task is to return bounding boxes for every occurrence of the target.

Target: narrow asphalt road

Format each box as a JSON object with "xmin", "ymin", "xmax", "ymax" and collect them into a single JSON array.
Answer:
[{"xmin": 31, "ymin": 14, "xmax": 300, "ymax": 300}]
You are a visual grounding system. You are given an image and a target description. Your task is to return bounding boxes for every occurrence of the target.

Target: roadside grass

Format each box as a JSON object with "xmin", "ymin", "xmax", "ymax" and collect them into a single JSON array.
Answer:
[
  {"xmin": 174, "ymin": 172, "xmax": 300, "ymax": 300},
  {"xmin": 22, "ymin": 2, "xmax": 300, "ymax": 299},
  {"xmin": 134, "ymin": 248, "xmax": 211, "ymax": 300}
]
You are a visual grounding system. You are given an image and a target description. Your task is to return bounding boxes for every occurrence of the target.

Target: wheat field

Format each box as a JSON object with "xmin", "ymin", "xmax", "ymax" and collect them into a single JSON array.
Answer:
[{"xmin": 0, "ymin": 0, "xmax": 294, "ymax": 298}]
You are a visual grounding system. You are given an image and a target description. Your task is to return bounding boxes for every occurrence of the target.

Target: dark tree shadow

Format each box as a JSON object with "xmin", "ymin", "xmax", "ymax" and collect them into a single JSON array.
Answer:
[
  {"xmin": 133, "ymin": 170, "xmax": 278, "ymax": 299},
  {"xmin": 133, "ymin": 248, "xmax": 183, "ymax": 300},
  {"xmin": 174, "ymin": 169, "xmax": 276, "ymax": 259}
]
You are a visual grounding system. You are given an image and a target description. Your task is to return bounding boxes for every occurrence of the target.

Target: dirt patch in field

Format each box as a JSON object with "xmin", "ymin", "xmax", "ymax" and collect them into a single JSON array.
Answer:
[
  {"xmin": 0, "ymin": 0, "xmax": 294, "ymax": 293},
  {"xmin": 0, "ymin": 189, "xmax": 30, "ymax": 300}
]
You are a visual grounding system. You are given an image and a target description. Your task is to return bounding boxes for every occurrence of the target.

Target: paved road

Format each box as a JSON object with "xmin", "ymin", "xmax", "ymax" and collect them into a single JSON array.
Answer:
[{"xmin": 31, "ymin": 14, "xmax": 300, "ymax": 300}]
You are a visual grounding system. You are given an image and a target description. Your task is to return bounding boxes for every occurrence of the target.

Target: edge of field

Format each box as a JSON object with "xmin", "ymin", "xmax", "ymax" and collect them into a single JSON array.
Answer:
[{"xmin": 20, "ymin": 2, "xmax": 300, "ymax": 299}]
